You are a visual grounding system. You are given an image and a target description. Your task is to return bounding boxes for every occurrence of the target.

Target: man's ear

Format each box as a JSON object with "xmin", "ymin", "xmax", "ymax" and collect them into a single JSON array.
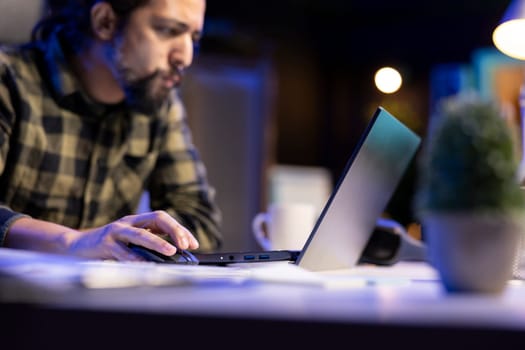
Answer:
[{"xmin": 90, "ymin": 2, "xmax": 118, "ymax": 40}]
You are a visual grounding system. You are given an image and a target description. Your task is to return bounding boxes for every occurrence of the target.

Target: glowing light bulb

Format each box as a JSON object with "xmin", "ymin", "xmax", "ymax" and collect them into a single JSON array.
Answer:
[
  {"xmin": 493, "ymin": 19, "xmax": 525, "ymax": 60},
  {"xmin": 374, "ymin": 67, "xmax": 402, "ymax": 94}
]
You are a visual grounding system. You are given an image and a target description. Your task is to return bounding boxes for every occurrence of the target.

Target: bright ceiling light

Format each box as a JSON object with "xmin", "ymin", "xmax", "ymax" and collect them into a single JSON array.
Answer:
[
  {"xmin": 492, "ymin": 0, "xmax": 525, "ymax": 60},
  {"xmin": 374, "ymin": 67, "xmax": 402, "ymax": 94}
]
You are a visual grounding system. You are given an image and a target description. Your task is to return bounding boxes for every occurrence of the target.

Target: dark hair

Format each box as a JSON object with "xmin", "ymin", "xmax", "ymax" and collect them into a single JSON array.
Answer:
[{"xmin": 31, "ymin": 0, "xmax": 150, "ymax": 52}]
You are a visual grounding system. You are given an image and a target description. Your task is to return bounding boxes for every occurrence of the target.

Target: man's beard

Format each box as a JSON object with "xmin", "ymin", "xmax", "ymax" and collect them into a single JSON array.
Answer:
[
  {"xmin": 108, "ymin": 39, "xmax": 182, "ymax": 115},
  {"xmin": 122, "ymin": 69, "xmax": 173, "ymax": 115}
]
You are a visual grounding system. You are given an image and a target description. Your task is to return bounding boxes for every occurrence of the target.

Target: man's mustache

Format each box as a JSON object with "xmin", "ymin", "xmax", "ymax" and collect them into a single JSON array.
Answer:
[
  {"xmin": 129, "ymin": 66, "xmax": 185, "ymax": 88},
  {"xmin": 122, "ymin": 65, "xmax": 186, "ymax": 114},
  {"xmin": 161, "ymin": 66, "xmax": 185, "ymax": 88},
  {"xmin": 141, "ymin": 65, "xmax": 184, "ymax": 87}
]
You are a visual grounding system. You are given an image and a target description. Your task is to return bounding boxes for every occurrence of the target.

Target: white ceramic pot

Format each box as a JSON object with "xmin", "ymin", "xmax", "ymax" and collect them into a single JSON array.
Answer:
[{"xmin": 423, "ymin": 212, "xmax": 525, "ymax": 294}]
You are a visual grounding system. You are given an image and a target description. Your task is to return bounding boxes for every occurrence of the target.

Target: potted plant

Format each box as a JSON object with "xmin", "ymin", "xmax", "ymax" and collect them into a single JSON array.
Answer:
[{"xmin": 414, "ymin": 93, "xmax": 525, "ymax": 294}]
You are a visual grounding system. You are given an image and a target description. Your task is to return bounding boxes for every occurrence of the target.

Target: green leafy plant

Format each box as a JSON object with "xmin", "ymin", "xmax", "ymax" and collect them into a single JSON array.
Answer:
[{"xmin": 415, "ymin": 93, "xmax": 525, "ymax": 215}]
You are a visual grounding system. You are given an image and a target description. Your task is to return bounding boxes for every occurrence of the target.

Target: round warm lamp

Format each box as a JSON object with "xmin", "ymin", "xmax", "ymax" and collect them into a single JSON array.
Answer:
[
  {"xmin": 492, "ymin": 0, "xmax": 525, "ymax": 184},
  {"xmin": 492, "ymin": 0, "xmax": 525, "ymax": 60},
  {"xmin": 374, "ymin": 67, "xmax": 402, "ymax": 94}
]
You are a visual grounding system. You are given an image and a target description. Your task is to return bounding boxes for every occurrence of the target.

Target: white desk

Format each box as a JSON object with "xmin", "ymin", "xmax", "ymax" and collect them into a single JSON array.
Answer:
[{"xmin": 1, "ymin": 247, "xmax": 525, "ymax": 348}]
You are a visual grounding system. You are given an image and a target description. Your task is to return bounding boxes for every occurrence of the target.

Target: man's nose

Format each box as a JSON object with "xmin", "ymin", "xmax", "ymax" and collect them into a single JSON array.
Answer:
[{"xmin": 169, "ymin": 33, "xmax": 194, "ymax": 70}]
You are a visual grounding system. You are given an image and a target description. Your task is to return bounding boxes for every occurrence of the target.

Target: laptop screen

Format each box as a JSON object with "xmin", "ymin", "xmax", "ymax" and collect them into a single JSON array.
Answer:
[{"xmin": 295, "ymin": 107, "xmax": 421, "ymax": 271}]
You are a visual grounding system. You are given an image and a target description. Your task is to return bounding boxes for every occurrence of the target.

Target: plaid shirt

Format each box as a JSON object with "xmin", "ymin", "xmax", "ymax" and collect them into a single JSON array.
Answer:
[{"xmin": 0, "ymin": 35, "xmax": 222, "ymax": 251}]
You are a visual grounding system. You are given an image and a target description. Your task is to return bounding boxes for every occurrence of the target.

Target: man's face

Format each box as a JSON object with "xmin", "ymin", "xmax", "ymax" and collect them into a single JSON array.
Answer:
[{"xmin": 111, "ymin": 0, "xmax": 205, "ymax": 113}]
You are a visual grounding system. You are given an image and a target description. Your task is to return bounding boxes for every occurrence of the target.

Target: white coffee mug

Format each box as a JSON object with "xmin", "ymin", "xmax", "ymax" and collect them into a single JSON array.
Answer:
[{"xmin": 252, "ymin": 203, "xmax": 317, "ymax": 251}]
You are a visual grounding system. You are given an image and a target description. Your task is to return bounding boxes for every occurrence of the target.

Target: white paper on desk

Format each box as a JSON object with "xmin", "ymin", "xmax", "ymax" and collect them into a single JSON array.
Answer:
[
  {"xmin": 232, "ymin": 262, "xmax": 368, "ymax": 288},
  {"xmin": 82, "ymin": 261, "xmax": 362, "ymax": 289},
  {"xmin": 238, "ymin": 262, "xmax": 324, "ymax": 286},
  {"xmin": 80, "ymin": 261, "xmax": 250, "ymax": 288}
]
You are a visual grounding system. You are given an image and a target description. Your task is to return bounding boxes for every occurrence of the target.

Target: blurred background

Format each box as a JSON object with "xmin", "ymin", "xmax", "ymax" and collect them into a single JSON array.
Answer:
[
  {"xmin": 184, "ymin": 0, "xmax": 525, "ymax": 249},
  {"xmin": 1, "ymin": 0, "xmax": 524, "ymax": 251}
]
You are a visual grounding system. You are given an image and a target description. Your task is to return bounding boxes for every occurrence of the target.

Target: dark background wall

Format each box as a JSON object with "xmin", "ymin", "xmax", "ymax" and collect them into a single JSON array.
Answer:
[{"xmin": 197, "ymin": 0, "xmax": 512, "ymax": 225}]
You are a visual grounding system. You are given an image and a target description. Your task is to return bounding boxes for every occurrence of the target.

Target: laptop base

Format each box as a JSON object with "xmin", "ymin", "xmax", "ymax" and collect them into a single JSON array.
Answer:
[{"xmin": 194, "ymin": 250, "xmax": 300, "ymax": 266}]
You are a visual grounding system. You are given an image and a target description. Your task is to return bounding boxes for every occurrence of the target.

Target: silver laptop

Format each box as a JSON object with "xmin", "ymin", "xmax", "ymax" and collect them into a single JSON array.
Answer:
[{"xmin": 194, "ymin": 106, "xmax": 421, "ymax": 271}]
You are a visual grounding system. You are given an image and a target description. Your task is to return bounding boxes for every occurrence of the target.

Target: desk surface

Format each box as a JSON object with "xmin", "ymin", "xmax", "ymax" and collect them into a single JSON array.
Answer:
[{"xmin": 1, "ymin": 247, "xmax": 525, "ymax": 347}]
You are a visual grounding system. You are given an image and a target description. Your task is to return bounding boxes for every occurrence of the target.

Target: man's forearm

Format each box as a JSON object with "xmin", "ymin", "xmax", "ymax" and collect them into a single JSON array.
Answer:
[
  {"xmin": 2, "ymin": 211, "xmax": 200, "ymax": 261},
  {"xmin": 3, "ymin": 217, "xmax": 80, "ymax": 254}
]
